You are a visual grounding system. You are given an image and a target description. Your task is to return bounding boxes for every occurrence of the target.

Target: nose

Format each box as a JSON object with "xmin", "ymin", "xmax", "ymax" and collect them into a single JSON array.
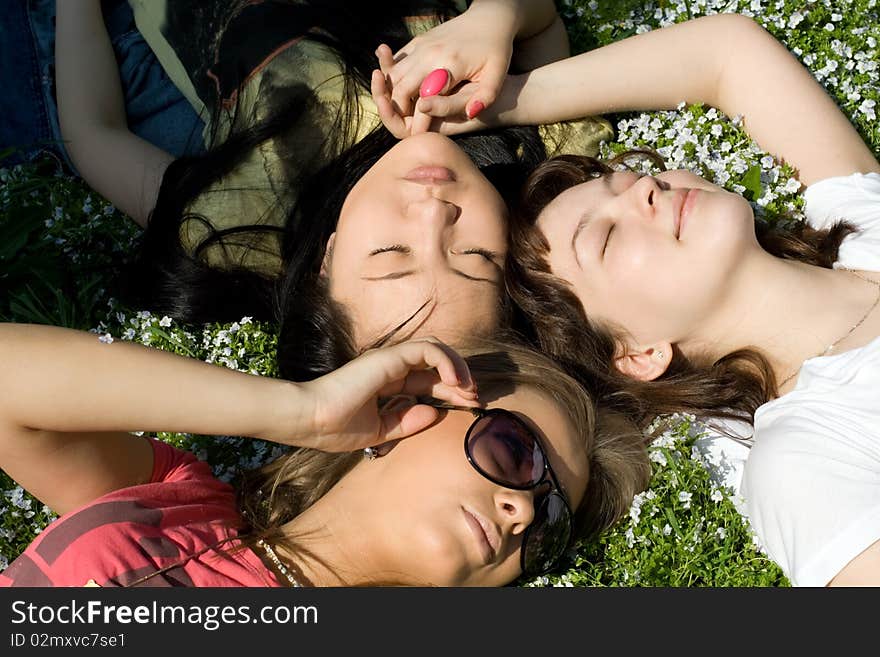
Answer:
[
  {"xmin": 623, "ymin": 174, "xmax": 663, "ymax": 220},
  {"xmin": 407, "ymin": 194, "xmax": 460, "ymax": 230},
  {"xmin": 494, "ymin": 487, "xmax": 536, "ymax": 536}
]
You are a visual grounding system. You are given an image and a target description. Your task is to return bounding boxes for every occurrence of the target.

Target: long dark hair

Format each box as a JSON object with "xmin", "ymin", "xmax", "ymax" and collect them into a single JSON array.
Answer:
[
  {"xmin": 122, "ymin": 0, "xmax": 547, "ymax": 382},
  {"xmin": 507, "ymin": 152, "xmax": 858, "ymax": 427}
]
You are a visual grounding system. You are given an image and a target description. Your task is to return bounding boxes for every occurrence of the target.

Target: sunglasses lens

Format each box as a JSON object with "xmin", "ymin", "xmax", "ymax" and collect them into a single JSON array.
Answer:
[
  {"xmin": 467, "ymin": 413, "xmax": 545, "ymax": 487},
  {"xmin": 522, "ymin": 492, "xmax": 572, "ymax": 576}
]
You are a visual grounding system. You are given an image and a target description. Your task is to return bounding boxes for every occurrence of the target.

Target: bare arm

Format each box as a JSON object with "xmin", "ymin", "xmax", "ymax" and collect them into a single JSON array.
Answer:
[
  {"xmin": 0, "ymin": 325, "xmax": 476, "ymax": 516},
  {"xmin": 829, "ymin": 540, "xmax": 880, "ymax": 586},
  {"xmin": 476, "ymin": 14, "xmax": 880, "ymax": 184},
  {"xmin": 56, "ymin": 1, "xmax": 172, "ymax": 227}
]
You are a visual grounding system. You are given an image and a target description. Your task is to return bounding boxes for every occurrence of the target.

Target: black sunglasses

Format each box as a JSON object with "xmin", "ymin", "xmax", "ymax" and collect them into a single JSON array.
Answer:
[{"xmin": 460, "ymin": 407, "xmax": 574, "ymax": 577}]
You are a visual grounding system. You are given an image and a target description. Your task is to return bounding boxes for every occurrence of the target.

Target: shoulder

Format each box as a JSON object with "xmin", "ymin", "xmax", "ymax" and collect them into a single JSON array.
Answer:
[{"xmin": 804, "ymin": 171, "xmax": 880, "ymax": 229}]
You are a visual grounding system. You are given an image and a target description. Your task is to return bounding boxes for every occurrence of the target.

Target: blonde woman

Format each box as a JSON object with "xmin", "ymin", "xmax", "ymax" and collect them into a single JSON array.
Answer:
[{"xmin": 0, "ymin": 325, "xmax": 649, "ymax": 586}]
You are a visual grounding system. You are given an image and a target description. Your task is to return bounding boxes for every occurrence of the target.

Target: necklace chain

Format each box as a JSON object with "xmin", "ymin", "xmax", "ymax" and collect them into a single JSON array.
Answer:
[
  {"xmin": 257, "ymin": 539, "xmax": 301, "ymax": 587},
  {"xmin": 779, "ymin": 269, "xmax": 880, "ymax": 389}
]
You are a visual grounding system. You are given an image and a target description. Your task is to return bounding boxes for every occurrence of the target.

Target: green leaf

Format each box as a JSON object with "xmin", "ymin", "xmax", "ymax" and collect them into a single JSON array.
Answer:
[{"xmin": 741, "ymin": 164, "xmax": 764, "ymax": 202}]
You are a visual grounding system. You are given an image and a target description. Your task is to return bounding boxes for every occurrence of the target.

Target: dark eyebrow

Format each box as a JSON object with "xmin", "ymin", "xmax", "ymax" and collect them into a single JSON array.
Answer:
[
  {"xmin": 571, "ymin": 176, "xmax": 614, "ymax": 269},
  {"xmin": 571, "ymin": 214, "xmax": 590, "ymax": 270},
  {"xmin": 361, "ymin": 271, "xmax": 417, "ymax": 281},
  {"xmin": 360, "ymin": 269, "xmax": 498, "ymax": 285}
]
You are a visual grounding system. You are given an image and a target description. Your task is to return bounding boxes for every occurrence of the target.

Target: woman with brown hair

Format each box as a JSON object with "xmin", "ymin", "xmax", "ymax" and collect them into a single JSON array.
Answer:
[
  {"xmin": 378, "ymin": 13, "xmax": 880, "ymax": 586},
  {"xmin": 0, "ymin": 324, "xmax": 649, "ymax": 586}
]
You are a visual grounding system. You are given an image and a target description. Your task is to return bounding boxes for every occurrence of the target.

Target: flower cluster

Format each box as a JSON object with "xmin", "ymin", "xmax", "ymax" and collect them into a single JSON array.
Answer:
[{"xmin": 525, "ymin": 416, "xmax": 786, "ymax": 587}]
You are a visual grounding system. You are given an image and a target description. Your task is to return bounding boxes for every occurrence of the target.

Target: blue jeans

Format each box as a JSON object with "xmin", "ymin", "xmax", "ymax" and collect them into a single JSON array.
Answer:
[{"xmin": 0, "ymin": 0, "xmax": 205, "ymax": 170}]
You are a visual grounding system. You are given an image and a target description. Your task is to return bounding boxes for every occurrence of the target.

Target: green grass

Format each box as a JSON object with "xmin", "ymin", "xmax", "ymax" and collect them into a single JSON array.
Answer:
[{"xmin": 2, "ymin": 0, "xmax": 878, "ymax": 585}]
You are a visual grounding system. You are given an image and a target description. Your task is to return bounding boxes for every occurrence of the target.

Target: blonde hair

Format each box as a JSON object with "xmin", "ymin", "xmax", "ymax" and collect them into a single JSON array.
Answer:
[{"xmin": 236, "ymin": 337, "xmax": 652, "ymax": 568}]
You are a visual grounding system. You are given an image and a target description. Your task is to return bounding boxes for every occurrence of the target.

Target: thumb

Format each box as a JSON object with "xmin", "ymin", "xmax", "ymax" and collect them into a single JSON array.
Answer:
[
  {"xmin": 466, "ymin": 61, "xmax": 506, "ymax": 119},
  {"xmin": 379, "ymin": 404, "xmax": 439, "ymax": 441}
]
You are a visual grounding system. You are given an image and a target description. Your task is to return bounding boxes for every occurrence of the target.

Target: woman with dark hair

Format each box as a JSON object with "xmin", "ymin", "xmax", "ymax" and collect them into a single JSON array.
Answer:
[
  {"xmin": 394, "ymin": 14, "xmax": 880, "ymax": 586},
  {"xmin": 0, "ymin": 324, "xmax": 650, "ymax": 586},
  {"xmin": 48, "ymin": 0, "xmax": 613, "ymax": 382}
]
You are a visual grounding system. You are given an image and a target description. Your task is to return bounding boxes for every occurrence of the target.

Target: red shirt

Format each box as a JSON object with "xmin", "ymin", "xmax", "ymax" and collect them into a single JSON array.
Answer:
[{"xmin": 0, "ymin": 439, "xmax": 281, "ymax": 587}]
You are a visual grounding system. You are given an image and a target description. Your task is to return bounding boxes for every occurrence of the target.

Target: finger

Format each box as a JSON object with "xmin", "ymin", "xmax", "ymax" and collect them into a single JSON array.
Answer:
[
  {"xmin": 465, "ymin": 59, "xmax": 507, "ymax": 119},
  {"xmin": 410, "ymin": 106, "xmax": 435, "ymax": 135},
  {"xmin": 375, "ymin": 43, "xmax": 396, "ymax": 77},
  {"xmin": 379, "ymin": 404, "xmax": 440, "ymax": 441},
  {"xmin": 417, "ymin": 90, "xmax": 471, "ymax": 120},
  {"xmin": 384, "ymin": 338, "xmax": 471, "ymax": 389},
  {"xmin": 418, "ymin": 339, "xmax": 474, "ymax": 390},
  {"xmin": 371, "ymin": 69, "xmax": 410, "ymax": 139},
  {"xmin": 381, "ymin": 369, "xmax": 478, "ymax": 402},
  {"xmin": 369, "ymin": 339, "xmax": 476, "ymax": 398}
]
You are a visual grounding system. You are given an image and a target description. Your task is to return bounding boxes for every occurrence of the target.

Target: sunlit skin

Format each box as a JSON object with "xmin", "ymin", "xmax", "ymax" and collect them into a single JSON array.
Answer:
[
  {"xmin": 536, "ymin": 169, "xmax": 880, "ymax": 385},
  {"xmin": 278, "ymin": 386, "xmax": 589, "ymax": 587},
  {"xmin": 537, "ymin": 169, "xmax": 758, "ymax": 350},
  {"xmin": 325, "ymin": 132, "xmax": 510, "ymax": 348}
]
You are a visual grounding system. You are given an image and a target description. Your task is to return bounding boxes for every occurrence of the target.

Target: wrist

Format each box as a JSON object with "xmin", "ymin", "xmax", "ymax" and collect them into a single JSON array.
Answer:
[
  {"xmin": 468, "ymin": 0, "xmax": 558, "ymax": 40},
  {"xmin": 465, "ymin": 1, "xmax": 519, "ymax": 38},
  {"xmin": 261, "ymin": 380, "xmax": 317, "ymax": 447},
  {"xmin": 487, "ymin": 73, "xmax": 529, "ymax": 127}
]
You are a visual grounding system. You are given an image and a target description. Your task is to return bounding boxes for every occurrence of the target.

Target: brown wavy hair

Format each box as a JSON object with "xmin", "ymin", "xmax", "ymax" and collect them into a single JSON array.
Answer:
[{"xmin": 506, "ymin": 152, "xmax": 858, "ymax": 428}]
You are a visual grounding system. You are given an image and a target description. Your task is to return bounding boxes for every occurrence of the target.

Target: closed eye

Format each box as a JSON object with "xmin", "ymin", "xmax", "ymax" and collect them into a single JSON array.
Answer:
[
  {"xmin": 459, "ymin": 248, "xmax": 500, "ymax": 263},
  {"xmin": 602, "ymin": 224, "xmax": 614, "ymax": 257},
  {"xmin": 369, "ymin": 244, "xmax": 411, "ymax": 256}
]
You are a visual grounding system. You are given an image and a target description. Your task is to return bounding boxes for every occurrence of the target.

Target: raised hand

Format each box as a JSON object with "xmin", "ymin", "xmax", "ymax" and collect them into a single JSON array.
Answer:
[
  {"xmin": 298, "ymin": 338, "xmax": 480, "ymax": 453},
  {"xmin": 372, "ymin": 2, "xmax": 518, "ymax": 137}
]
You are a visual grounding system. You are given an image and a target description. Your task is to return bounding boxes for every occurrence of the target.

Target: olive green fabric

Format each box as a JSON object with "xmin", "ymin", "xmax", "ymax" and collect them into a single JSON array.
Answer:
[{"xmin": 128, "ymin": 1, "xmax": 612, "ymax": 274}]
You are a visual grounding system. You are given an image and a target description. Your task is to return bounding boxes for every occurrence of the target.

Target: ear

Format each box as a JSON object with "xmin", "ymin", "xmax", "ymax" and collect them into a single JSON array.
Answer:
[
  {"xmin": 613, "ymin": 340, "xmax": 673, "ymax": 382},
  {"xmin": 319, "ymin": 232, "xmax": 336, "ymax": 277}
]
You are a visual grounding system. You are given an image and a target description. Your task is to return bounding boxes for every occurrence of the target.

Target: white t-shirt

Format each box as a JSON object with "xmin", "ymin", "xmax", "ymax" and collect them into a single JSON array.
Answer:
[{"xmin": 739, "ymin": 171, "xmax": 880, "ymax": 587}]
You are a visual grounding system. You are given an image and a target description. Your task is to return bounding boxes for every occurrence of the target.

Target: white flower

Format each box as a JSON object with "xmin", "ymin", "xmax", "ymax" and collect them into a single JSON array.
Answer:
[
  {"xmin": 662, "ymin": 524, "xmax": 673, "ymax": 536},
  {"xmin": 649, "ymin": 449, "xmax": 668, "ymax": 467},
  {"xmin": 859, "ymin": 99, "xmax": 876, "ymax": 121},
  {"xmin": 678, "ymin": 491, "xmax": 693, "ymax": 509},
  {"xmin": 783, "ymin": 178, "xmax": 802, "ymax": 194},
  {"xmin": 123, "ymin": 328, "xmax": 136, "ymax": 341},
  {"xmin": 715, "ymin": 527, "xmax": 727, "ymax": 540},
  {"xmin": 824, "ymin": 23, "xmax": 835, "ymax": 32},
  {"xmin": 710, "ymin": 489, "xmax": 724, "ymax": 503},
  {"xmin": 159, "ymin": 316, "xmax": 172, "ymax": 328},
  {"xmin": 98, "ymin": 333, "xmax": 114, "ymax": 344}
]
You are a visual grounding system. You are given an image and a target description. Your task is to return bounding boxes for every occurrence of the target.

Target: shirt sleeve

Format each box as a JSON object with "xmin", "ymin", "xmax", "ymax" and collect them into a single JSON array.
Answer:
[
  {"xmin": 802, "ymin": 172, "xmax": 880, "ymax": 271},
  {"xmin": 148, "ymin": 438, "xmax": 214, "ymax": 485}
]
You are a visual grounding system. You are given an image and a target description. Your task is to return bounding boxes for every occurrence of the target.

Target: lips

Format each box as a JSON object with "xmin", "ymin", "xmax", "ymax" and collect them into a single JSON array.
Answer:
[
  {"xmin": 679, "ymin": 189, "xmax": 699, "ymax": 238},
  {"xmin": 403, "ymin": 166, "xmax": 456, "ymax": 184},
  {"xmin": 463, "ymin": 507, "xmax": 500, "ymax": 564},
  {"xmin": 672, "ymin": 189, "xmax": 686, "ymax": 239},
  {"xmin": 671, "ymin": 188, "xmax": 700, "ymax": 239}
]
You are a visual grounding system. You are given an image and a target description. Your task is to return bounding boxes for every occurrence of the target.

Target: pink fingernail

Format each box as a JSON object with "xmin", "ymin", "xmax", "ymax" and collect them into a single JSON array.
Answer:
[
  {"xmin": 467, "ymin": 101, "xmax": 485, "ymax": 120},
  {"xmin": 420, "ymin": 69, "xmax": 450, "ymax": 98}
]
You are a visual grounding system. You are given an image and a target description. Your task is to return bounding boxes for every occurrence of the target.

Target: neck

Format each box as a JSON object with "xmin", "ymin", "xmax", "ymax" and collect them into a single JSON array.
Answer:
[
  {"xmin": 269, "ymin": 480, "xmax": 395, "ymax": 587},
  {"xmin": 680, "ymin": 251, "xmax": 880, "ymax": 392}
]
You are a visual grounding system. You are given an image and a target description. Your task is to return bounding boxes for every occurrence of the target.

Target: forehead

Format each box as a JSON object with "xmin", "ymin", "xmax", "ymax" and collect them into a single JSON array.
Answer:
[
  {"xmin": 542, "ymin": 171, "xmax": 640, "ymax": 218},
  {"xmin": 486, "ymin": 387, "xmax": 589, "ymax": 508}
]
